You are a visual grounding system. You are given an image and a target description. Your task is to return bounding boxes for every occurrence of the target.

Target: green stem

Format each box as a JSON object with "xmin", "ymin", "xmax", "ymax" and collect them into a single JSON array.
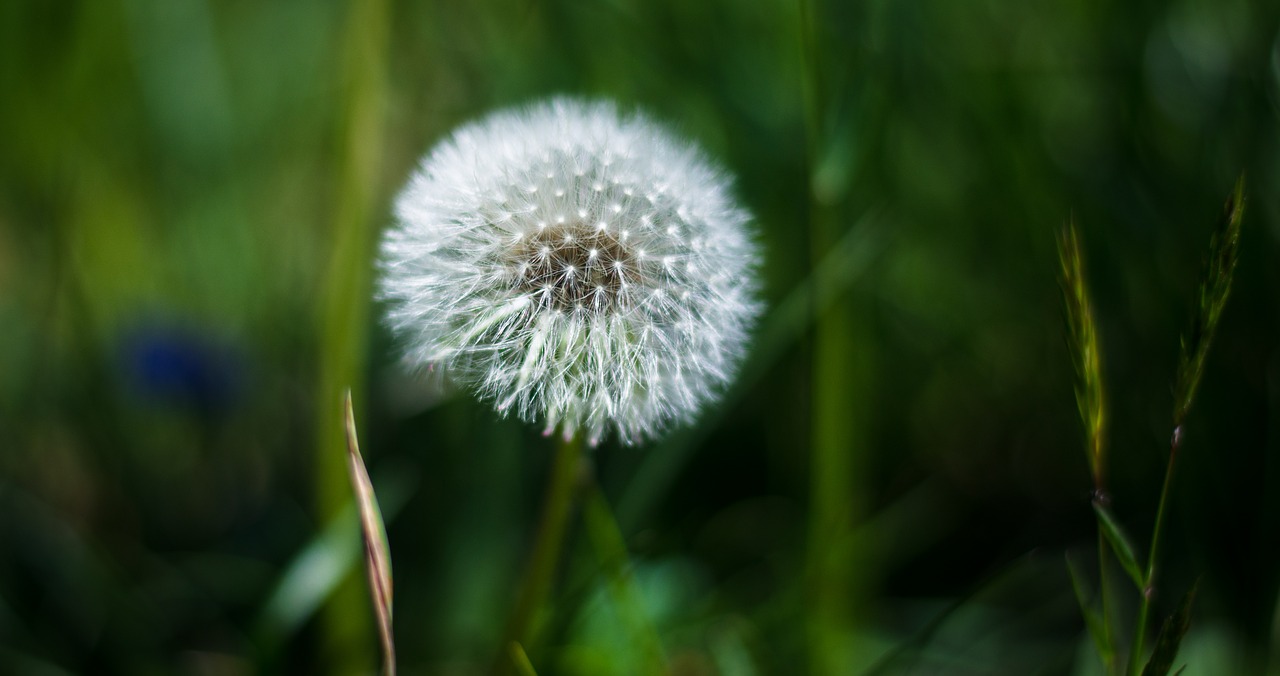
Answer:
[
  {"xmin": 798, "ymin": 0, "xmax": 871, "ymax": 670},
  {"xmin": 1128, "ymin": 428, "xmax": 1181, "ymax": 675},
  {"xmin": 315, "ymin": 0, "xmax": 388, "ymax": 672},
  {"xmin": 1097, "ymin": 526, "xmax": 1117, "ymax": 674},
  {"xmin": 1094, "ymin": 465, "xmax": 1116, "ymax": 674},
  {"xmin": 496, "ymin": 435, "xmax": 585, "ymax": 674}
]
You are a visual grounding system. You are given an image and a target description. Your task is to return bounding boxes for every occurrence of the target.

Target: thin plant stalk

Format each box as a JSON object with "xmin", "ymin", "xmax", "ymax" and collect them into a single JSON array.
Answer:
[
  {"xmin": 1127, "ymin": 178, "xmax": 1244, "ymax": 675},
  {"xmin": 497, "ymin": 435, "xmax": 585, "ymax": 673},
  {"xmin": 799, "ymin": 0, "xmax": 871, "ymax": 671},
  {"xmin": 1128, "ymin": 431, "xmax": 1180, "ymax": 675},
  {"xmin": 315, "ymin": 0, "xmax": 388, "ymax": 671},
  {"xmin": 615, "ymin": 213, "xmax": 881, "ymax": 534},
  {"xmin": 1097, "ymin": 529, "xmax": 1118, "ymax": 673}
]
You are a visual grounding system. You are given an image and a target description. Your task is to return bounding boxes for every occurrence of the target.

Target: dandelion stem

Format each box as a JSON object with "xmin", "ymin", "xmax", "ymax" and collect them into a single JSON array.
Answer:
[{"xmin": 497, "ymin": 434, "xmax": 585, "ymax": 673}]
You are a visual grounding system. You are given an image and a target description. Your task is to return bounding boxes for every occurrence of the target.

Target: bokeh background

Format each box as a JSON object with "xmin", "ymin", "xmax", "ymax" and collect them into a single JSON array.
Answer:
[{"xmin": 3, "ymin": 0, "xmax": 1280, "ymax": 674}]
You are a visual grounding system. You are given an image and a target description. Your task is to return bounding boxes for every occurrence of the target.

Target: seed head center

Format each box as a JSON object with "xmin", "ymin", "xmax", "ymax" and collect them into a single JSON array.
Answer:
[{"xmin": 511, "ymin": 222, "xmax": 637, "ymax": 312}]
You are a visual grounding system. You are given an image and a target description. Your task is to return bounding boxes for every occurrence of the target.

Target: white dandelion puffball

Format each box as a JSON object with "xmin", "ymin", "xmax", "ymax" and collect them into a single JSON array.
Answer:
[{"xmin": 379, "ymin": 98, "xmax": 761, "ymax": 445}]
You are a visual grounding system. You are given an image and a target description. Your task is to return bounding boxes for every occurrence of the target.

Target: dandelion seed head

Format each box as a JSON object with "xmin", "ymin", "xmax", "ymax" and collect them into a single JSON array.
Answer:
[{"xmin": 378, "ymin": 98, "xmax": 761, "ymax": 444}]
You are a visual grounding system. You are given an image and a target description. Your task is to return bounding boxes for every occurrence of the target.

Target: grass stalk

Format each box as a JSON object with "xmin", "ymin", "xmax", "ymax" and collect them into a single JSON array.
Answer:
[
  {"xmin": 1127, "ymin": 432, "xmax": 1180, "ymax": 675},
  {"xmin": 1097, "ymin": 529, "xmax": 1118, "ymax": 673},
  {"xmin": 1059, "ymin": 222, "xmax": 1118, "ymax": 671},
  {"xmin": 1128, "ymin": 178, "xmax": 1244, "ymax": 675},
  {"xmin": 798, "ymin": 0, "xmax": 870, "ymax": 671}
]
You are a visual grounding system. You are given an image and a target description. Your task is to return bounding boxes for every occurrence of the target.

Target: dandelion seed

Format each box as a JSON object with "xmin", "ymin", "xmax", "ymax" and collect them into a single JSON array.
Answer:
[{"xmin": 378, "ymin": 98, "xmax": 761, "ymax": 444}]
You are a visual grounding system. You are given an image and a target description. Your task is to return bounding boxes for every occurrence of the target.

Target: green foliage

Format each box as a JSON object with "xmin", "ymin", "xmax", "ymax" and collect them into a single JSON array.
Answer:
[
  {"xmin": 2, "ymin": 1, "xmax": 1277, "ymax": 674},
  {"xmin": 582, "ymin": 486, "xmax": 667, "ymax": 674},
  {"xmin": 1064, "ymin": 181, "xmax": 1249, "ymax": 676}
]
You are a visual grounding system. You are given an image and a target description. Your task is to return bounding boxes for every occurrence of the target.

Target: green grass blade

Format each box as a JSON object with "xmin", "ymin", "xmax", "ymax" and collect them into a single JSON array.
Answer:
[
  {"xmin": 1141, "ymin": 581, "xmax": 1199, "ymax": 676},
  {"xmin": 510, "ymin": 642, "xmax": 539, "ymax": 676},
  {"xmin": 313, "ymin": 0, "xmax": 389, "ymax": 668},
  {"xmin": 1092, "ymin": 503, "xmax": 1145, "ymax": 590},
  {"xmin": 258, "ymin": 505, "xmax": 360, "ymax": 643},
  {"xmin": 256, "ymin": 461, "xmax": 413, "ymax": 655},
  {"xmin": 344, "ymin": 391, "xmax": 396, "ymax": 676}
]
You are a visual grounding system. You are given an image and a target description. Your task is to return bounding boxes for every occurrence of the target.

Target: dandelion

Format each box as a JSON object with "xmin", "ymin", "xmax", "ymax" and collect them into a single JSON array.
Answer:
[{"xmin": 379, "ymin": 98, "xmax": 760, "ymax": 444}]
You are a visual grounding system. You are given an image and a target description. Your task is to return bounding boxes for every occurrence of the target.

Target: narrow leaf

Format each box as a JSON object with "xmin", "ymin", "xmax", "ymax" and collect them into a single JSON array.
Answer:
[
  {"xmin": 1173, "ymin": 177, "xmax": 1245, "ymax": 425},
  {"xmin": 256, "ymin": 468, "xmax": 414, "ymax": 646},
  {"xmin": 344, "ymin": 390, "xmax": 396, "ymax": 676},
  {"xmin": 1092, "ymin": 502, "xmax": 1145, "ymax": 590},
  {"xmin": 258, "ymin": 504, "xmax": 360, "ymax": 640},
  {"xmin": 1142, "ymin": 581, "xmax": 1199, "ymax": 676},
  {"xmin": 1065, "ymin": 553, "xmax": 1112, "ymax": 661}
]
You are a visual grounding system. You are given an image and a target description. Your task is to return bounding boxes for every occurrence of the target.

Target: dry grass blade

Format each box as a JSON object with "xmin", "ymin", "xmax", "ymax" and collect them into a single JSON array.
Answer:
[
  {"xmin": 344, "ymin": 390, "xmax": 396, "ymax": 676},
  {"xmin": 1058, "ymin": 219, "xmax": 1106, "ymax": 486}
]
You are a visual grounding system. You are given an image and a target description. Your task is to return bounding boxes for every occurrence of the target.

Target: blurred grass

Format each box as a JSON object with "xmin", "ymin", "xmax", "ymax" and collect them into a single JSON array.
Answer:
[
  {"xmin": 799, "ymin": 0, "xmax": 875, "ymax": 672},
  {"xmin": 313, "ymin": 0, "xmax": 389, "ymax": 672},
  {"xmin": 1, "ymin": 0, "xmax": 1279, "ymax": 674}
]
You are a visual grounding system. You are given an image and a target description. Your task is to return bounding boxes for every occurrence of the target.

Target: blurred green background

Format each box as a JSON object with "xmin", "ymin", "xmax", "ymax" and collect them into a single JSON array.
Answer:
[{"xmin": 2, "ymin": 0, "xmax": 1279, "ymax": 674}]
